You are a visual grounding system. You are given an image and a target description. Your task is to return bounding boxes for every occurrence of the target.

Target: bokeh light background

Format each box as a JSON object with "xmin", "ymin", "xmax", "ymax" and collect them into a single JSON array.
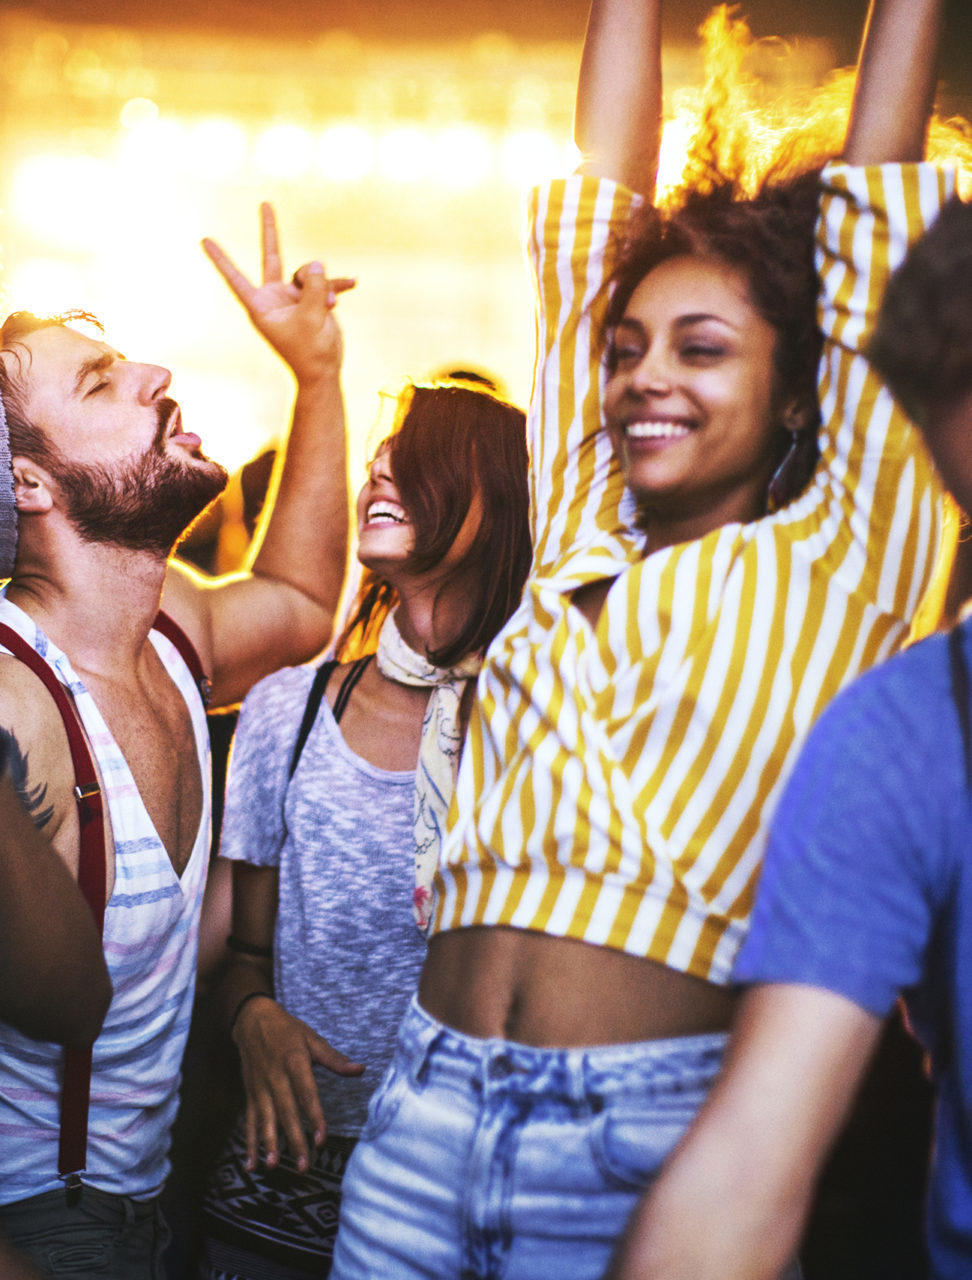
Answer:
[{"xmin": 0, "ymin": 3, "xmax": 967, "ymax": 565}]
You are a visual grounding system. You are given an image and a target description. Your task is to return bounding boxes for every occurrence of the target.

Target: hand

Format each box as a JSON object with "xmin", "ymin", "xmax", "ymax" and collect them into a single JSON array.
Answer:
[
  {"xmin": 202, "ymin": 203, "xmax": 356, "ymax": 384},
  {"xmin": 233, "ymin": 994, "xmax": 365, "ymax": 1173}
]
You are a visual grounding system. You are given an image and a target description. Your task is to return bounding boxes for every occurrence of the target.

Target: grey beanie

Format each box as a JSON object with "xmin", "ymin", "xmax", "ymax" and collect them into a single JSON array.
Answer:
[{"xmin": 0, "ymin": 393, "xmax": 17, "ymax": 578}]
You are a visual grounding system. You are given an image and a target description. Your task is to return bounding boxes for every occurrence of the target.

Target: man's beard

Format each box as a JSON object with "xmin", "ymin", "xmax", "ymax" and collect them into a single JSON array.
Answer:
[{"xmin": 52, "ymin": 399, "xmax": 228, "ymax": 557}]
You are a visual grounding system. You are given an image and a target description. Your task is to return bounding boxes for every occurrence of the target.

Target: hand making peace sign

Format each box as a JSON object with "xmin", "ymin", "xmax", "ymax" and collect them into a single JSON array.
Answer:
[{"xmin": 202, "ymin": 202, "xmax": 356, "ymax": 384}]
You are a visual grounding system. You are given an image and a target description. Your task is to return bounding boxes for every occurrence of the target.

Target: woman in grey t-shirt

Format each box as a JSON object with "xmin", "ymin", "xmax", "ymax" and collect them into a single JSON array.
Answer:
[{"xmin": 199, "ymin": 379, "xmax": 531, "ymax": 1280}]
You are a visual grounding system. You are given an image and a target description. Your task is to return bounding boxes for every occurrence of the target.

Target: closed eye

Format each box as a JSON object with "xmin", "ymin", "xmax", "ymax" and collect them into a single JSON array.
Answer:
[
  {"xmin": 606, "ymin": 338, "xmax": 644, "ymax": 372},
  {"xmin": 681, "ymin": 344, "xmax": 726, "ymax": 361},
  {"xmin": 85, "ymin": 380, "xmax": 108, "ymax": 396}
]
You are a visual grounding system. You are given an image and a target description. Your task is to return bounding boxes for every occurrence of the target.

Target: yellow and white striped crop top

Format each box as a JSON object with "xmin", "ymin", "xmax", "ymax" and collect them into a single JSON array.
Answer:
[{"xmin": 432, "ymin": 164, "xmax": 954, "ymax": 985}]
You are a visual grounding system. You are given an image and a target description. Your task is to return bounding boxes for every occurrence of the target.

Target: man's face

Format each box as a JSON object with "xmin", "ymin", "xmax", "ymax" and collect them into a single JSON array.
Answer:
[{"xmin": 6, "ymin": 324, "xmax": 227, "ymax": 556}]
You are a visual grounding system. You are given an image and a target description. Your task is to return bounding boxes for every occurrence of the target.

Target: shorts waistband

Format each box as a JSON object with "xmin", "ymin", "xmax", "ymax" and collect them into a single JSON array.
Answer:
[{"xmin": 398, "ymin": 995, "xmax": 727, "ymax": 1104}]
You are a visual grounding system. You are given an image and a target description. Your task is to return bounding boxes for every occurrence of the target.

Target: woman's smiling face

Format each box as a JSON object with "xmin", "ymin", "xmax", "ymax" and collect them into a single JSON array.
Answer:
[
  {"xmin": 356, "ymin": 445, "xmax": 415, "ymax": 573},
  {"xmin": 603, "ymin": 253, "xmax": 787, "ymax": 546}
]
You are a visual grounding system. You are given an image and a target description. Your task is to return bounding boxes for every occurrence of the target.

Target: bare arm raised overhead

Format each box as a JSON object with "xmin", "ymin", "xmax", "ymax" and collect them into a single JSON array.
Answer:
[
  {"xmin": 528, "ymin": 0, "xmax": 663, "ymax": 572},
  {"xmin": 162, "ymin": 204, "xmax": 355, "ymax": 707},
  {"xmin": 844, "ymin": 0, "xmax": 944, "ymax": 163},
  {"xmin": 575, "ymin": 0, "xmax": 662, "ymax": 197}
]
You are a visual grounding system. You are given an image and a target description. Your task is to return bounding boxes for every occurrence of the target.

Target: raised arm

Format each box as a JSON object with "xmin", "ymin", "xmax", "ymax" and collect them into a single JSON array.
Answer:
[
  {"xmin": 575, "ymin": 0, "xmax": 662, "ymax": 197},
  {"xmin": 162, "ymin": 204, "xmax": 354, "ymax": 707},
  {"xmin": 607, "ymin": 984, "xmax": 882, "ymax": 1280},
  {"xmin": 844, "ymin": 0, "xmax": 944, "ymax": 164}
]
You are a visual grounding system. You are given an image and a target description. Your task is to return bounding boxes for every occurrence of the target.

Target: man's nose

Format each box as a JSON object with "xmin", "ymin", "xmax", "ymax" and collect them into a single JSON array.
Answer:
[{"xmin": 133, "ymin": 364, "xmax": 172, "ymax": 405}]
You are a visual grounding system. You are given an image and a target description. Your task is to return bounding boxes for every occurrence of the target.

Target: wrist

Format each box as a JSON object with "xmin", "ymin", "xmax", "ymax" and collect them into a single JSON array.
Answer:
[
  {"xmin": 292, "ymin": 360, "xmax": 342, "ymax": 392},
  {"xmin": 229, "ymin": 989, "xmax": 275, "ymax": 1039}
]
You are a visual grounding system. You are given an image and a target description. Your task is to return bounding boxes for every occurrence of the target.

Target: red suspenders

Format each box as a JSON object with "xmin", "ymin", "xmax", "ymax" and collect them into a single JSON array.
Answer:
[{"xmin": 0, "ymin": 610, "xmax": 210, "ymax": 1198}]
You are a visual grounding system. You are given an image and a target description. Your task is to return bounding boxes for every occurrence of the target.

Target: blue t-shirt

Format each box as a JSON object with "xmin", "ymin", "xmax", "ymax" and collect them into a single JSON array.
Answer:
[{"xmin": 735, "ymin": 617, "xmax": 972, "ymax": 1280}]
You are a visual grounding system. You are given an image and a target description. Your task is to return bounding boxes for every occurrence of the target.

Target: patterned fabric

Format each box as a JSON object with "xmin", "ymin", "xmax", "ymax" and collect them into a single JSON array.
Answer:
[
  {"xmin": 216, "ymin": 662, "xmax": 426, "ymax": 1138},
  {"xmin": 202, "ymin": 661, "xmax": 426, "ymax": 1276},
  {"xmin": 199, "ymin": 1123, "xmax": 356, "ymax": 1280},
  {"xmin": 432, "ymin": 165, "xmax": 954, "ymax": 984},
  {"xmin": 375, "ymin": 609, "xmax": 481, "ymax": 929},
  {"xmin": 0, "ymin": 593, "xmax": 211, "ymax": 1203}
]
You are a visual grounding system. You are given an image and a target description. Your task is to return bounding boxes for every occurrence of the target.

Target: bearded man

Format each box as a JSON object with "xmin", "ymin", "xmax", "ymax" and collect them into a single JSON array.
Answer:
[{"xmin": 0, "ymin": 208, "xmax": 352, "ymax": 1279}]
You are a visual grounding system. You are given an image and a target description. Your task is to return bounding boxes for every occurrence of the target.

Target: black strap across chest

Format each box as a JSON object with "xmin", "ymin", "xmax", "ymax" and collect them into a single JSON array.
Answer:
[
  {"xmin": 288, "ymin": 654, "xmax": 373, "ymax": 780},
  {"xmin": 0, "ymin": 610, "xmax": 209, "ymax": 1194}
]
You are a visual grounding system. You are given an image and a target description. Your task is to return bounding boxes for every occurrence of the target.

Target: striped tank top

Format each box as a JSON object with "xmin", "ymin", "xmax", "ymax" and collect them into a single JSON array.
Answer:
[{"xmin": 0, "ymin": 594, "xmax": 211, "ymax": 1202}]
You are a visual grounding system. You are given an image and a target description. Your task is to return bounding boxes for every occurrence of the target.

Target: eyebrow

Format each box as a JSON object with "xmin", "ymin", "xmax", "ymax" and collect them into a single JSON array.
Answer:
[
  {"xmin": 73, "ymin": 352, "xmax": 115, "ymax": 395},
  {"xmin": 616, "ymin": 313, "xmax": 740, "ymax": 334}
]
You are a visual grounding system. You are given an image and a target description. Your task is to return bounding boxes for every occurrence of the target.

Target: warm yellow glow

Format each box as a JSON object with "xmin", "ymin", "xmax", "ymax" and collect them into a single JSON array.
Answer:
[
  {"xmin": 186, "ymin": 119, "xmax": 248, "ymax": 178},
  {"xmin": 2, "ymin": 10, "xmax": 885, "ymax": 506},
  {"xmin": 317, "ymin": 123, "xmax": 375, "ymax": 181},
  {"xmin": 119, "ymin": 96, "xmax": 158, "ymax": 130},
  {"xmin": 434, "ymin": 126, "xmax": 493, "ymax": 187},
  {"xmin": 377, "ymin": 127, "xmax": 434, "ymax": 181},
  {"xmin": 254, "ymin": 124, "xmax": 314, "ymax": 179},
  {"xmin": 657, "ymin": 114, "xmax": 696, "ymax": 197},
  {"xmin": 117, "ymin": 117, "xmax": 186, "ymax": 171},
  {"xmin": 8, "ymin": 259, "xmax": 87, "ymax": 316},
  {"xmin": 500, "ymin": 130, "xmax": 560, "ymax": 185},
  {"xmin": 12, "ymin": 155, "xmax": 120, "ymax": 249}
]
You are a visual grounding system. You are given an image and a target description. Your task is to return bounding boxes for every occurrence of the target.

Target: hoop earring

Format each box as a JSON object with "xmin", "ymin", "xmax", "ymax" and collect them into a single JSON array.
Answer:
[{"xmin": 767, "ymin": 432, "xmax": 800, "ymax": 514}]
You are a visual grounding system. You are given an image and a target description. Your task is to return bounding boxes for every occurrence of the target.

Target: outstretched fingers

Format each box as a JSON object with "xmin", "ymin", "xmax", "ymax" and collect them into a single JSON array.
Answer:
[
  {"xmin": 260, "ymin": 201, "xmax": 284, "ymax": 285},
  {"xmin": 201, "ymin": 237, "xmax": 259, "ymax": 311}
]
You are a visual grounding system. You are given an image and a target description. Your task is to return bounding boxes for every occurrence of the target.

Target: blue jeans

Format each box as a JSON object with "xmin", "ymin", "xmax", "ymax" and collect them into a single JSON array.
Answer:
[
  {"xmin": 0, "ymin": 1185, "xmax": 170, "ymax": 1279},
  {"xmin": 330, "ymin": 996, "xmax": 727, "ymax": 1280}
]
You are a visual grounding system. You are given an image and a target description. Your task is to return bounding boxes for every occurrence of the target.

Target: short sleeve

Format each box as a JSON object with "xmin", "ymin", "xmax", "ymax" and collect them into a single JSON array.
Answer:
[
  {"xmin": 218, "ymin": 665, "xmax": 314, "ymax": 868},
  {"xmin": 734, "ymin": 643, "xmax": 954, "ymax": 1018}
]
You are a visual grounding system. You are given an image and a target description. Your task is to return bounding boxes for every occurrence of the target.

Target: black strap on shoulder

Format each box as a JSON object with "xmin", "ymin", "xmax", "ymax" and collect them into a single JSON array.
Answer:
[
  {"xmin": 333, "ymin": 654, "xmax": 372, "ymax": 722},
  {"xmin": 948, "ymin": 625, "xmax": 972, "ymax": 789},
  {"xmin": 288, "ymin": 655, "xmax": 373, "ymax": 780}
]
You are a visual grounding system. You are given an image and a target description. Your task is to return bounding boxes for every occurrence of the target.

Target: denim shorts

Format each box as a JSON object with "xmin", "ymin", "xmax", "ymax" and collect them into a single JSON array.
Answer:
[
  {"xmin": 330, "ymin": 996, "xmax": 728, "ymax": 1280},
  {"xmin": 0, "ymin": 1184, "xmax": 170, "ymax": 1279}
]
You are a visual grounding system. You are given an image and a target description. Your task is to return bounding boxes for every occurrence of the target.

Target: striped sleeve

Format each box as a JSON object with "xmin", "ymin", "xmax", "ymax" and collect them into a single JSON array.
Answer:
[
  {"xmin": 809, "ymin": 162, "xmax": 955, "ymax": 620},
  {"xmin": 526, "ymin": 177, "xmax": 642, "ymax": 575}
]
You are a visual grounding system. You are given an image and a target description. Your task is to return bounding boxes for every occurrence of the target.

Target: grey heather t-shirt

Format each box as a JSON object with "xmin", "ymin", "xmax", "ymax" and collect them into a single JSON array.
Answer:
[{"xmin": 220, "ymin": 663, "xmax": 427, "ymax": 1137}]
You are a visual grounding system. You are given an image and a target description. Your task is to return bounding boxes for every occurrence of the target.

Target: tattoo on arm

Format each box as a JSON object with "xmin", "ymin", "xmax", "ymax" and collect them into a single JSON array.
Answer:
[{"xmin": 0, "ymin": 726, "xmax": 55, "ymax": 830}]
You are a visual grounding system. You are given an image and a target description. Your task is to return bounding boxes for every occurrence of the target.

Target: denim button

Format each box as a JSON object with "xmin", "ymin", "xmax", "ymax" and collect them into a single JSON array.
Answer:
[{"xmin": 491, "ymin": 1055, "xmax": 514, "ymax": 1079}]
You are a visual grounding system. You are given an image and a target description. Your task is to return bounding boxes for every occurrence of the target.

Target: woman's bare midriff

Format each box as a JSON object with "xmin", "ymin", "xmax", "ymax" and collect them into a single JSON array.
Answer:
[{"xmin": 419, "ymin": 926, "xmax": 738, "ymax": 1048}]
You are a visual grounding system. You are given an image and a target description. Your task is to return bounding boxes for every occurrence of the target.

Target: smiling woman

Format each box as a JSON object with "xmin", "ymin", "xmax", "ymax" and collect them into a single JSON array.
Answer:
[
  {"xmin": 602, "ymin": 251, "xmax": 790, "ymax": 549},
  {"xmin": 197, "ymin": 374, "xmax": 531, "ymax": 1280},
  {"xmin": 326, "ymin": 1, "xmax": 966, "ymax": 1277}
]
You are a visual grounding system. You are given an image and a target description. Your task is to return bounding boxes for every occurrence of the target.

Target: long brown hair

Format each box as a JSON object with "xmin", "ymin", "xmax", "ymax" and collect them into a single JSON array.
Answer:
[{"xmin": 338, "ymin": 380, "xmax": 531, "ymax": 668}]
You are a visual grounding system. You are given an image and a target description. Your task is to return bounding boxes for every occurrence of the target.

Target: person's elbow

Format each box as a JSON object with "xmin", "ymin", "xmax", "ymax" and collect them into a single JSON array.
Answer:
[
  {"xmin": 58, "ymin": 962, "xmax": 113, "ymax": 1049},
  {"xmin": 18, "ymin": 958, "xmax": 113, "ymax": 1049}
]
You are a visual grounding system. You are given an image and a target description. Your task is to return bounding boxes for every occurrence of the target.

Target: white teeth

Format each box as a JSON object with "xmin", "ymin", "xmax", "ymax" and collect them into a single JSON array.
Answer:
[
  {"xmin": 366, "ymin": 501, "xmax": 406, "ymax": 525},
  {"xmin": 626, "ymin": 420, "xmax": 692, "ymax": 440}
]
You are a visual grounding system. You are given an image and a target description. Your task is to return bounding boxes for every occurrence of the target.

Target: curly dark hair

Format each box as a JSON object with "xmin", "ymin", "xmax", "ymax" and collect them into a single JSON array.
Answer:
[
  {"xmin": 605, "ymin": 176, "xmax": 826, "ymax": 514},
  {"xmin": 337, "ymin": 380, "xmax": 531, "ymax": 669},
  {"xmin": 869, "ymin": 196, "xmax": 972, "ymax": 431},
  {"xmin": 601, "ymin": 6, "xmax": 845, "ymax": 511}
]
